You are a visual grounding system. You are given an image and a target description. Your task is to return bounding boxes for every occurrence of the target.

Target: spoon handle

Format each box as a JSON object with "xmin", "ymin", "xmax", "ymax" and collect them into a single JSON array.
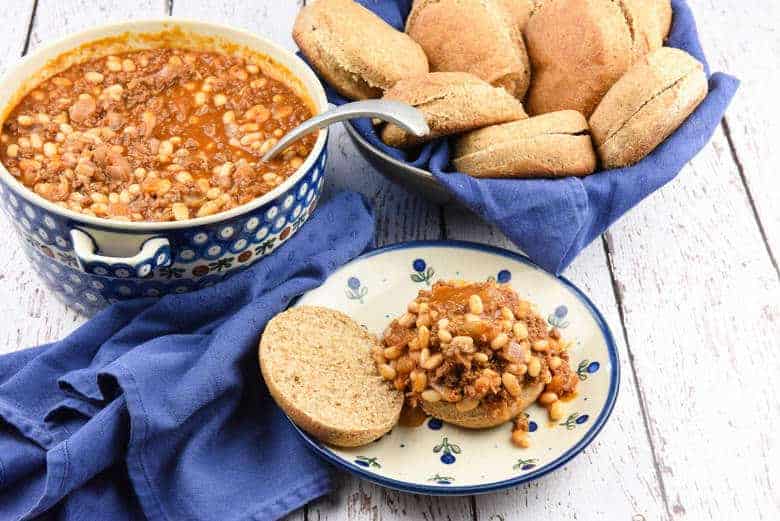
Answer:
[{"xmin": 262, "ymin": 100, "xmax": 429, "ymax": 162}]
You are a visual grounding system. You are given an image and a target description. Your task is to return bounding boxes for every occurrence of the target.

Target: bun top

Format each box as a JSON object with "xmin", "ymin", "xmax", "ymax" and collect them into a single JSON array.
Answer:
[
  {"xmin": 406, "ymin": 0, "xmax": 531, "ymax": 98},
  {"xmin": 525, "ymin": 0, "xmax": 634, "ymax": 116},
  {"xmin": 589, "ymin": 47, "xmax": 705, "ymax": 146},
  {"xmin": 293, "ymin": 0, "xmax": 429, "ymax": 99},
  {"xmin": 380, "ymin": 72, "xmax": 528, "ymax": 147},
  {"xmin": 455, "ymin": 109, "xmax": 590, "ymax": 154},
  {"xmin": 496, "ymin": 0, "xmax": 538, "ymax": 30}
]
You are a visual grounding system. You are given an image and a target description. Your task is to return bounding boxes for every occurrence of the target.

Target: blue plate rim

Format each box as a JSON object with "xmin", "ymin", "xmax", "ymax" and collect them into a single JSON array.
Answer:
[{"xmin": 288, "ymin": 239, "xmax": 621, "ymax": 496}]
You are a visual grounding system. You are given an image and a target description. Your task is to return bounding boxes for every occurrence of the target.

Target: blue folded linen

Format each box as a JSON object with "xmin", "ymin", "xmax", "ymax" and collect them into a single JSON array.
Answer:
[
  {"xmin": 0, "ymin": 191, "xmax": 375, "ymax": 521},
  {"xmin": 320, "ymin": 0, "xmax": 739, "ymax": 274}
]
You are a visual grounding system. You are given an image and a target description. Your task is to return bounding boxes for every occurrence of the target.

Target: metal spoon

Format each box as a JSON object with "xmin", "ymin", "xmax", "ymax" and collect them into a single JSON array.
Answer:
[{"xmin": 261, "ymin": 99, "xmax": 429, "ymax": 162}]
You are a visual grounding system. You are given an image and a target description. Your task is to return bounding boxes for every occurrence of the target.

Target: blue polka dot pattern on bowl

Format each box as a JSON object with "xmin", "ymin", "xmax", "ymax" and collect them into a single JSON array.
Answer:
[{"xmin": 0, "ymin": 146, "xmax": 327, "ymax": 314}]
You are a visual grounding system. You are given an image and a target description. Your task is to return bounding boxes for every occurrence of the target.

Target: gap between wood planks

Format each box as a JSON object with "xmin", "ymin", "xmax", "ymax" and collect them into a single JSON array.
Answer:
[
  {"xmin": 601, "ymin": 232, "xmax": 674, "ymax": 521},
  {"xmin": 21, "ymin": 0, "xmax": 39, "ymax": 55},
  {"xmin": 720, "ymin": 118, "xmax": 780, "ymax": 279}
]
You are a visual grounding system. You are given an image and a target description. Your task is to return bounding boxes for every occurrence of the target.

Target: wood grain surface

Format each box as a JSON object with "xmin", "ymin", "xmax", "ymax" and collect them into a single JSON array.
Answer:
[
  {"xmin": 0, "ymin": 1, "xmax": 776, "ymax": 520},
  {"xmin": 695, "ymin": 0, "xmax": 780, "ymax": 275}
]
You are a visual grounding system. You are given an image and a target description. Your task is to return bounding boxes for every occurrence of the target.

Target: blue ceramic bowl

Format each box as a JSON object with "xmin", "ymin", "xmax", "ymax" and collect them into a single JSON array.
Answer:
[{"xmin": 0, "ymin": 20, "xmax": 329, "ymax": 315}]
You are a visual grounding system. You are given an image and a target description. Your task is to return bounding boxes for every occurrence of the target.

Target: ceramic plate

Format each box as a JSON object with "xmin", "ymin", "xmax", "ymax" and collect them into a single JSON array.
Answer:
[{"xmin": 292, "ymin": 241, "xmax": 619, "ymax": 495}]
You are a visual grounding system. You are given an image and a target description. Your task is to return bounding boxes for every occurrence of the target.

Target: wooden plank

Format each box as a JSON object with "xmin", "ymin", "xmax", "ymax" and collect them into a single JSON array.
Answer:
[
  {"xmin": 0, "ymin": 0, "xmax": 64, "ymax": 353},
  {"xmin": 691, "ymin": 0, "xmax": 780, "ymax": 274},
  {"xmin": 28, "ymin": 0, "xmax": 166, "ymax": 50},
  {"xmin": 444, "ymin": 215, "xmax": 669, "ymax": 520},
  {"xmin": 172, "ymin": 0, "xmax": 302, "ymax": 50},
  {"xmin": 307, "ymin": 472, "xmax": 474, "ymax": 521},
  {"xmin": 605, "ymin": 119, "xmax": 780, "ymax": 520},
  {"xmin": 0, "ymin": 0, "xmax": 35, "ymax": 74},
  {"xmin": 0, "ymin": 1, "xmax": 48, "ymax": 353}
]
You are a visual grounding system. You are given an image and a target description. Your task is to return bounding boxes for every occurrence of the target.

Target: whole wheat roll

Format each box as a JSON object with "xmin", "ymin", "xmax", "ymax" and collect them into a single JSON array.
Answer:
[
  {"xmin": 524, "ymin": 0, "xmax": 671, "ymax": 117},
  {"xmin": 589, "ymin": 47, "xmax": 708, "ymax": 168},
  {"xmin": 260, "ymin": 306, "xmax": 403, "ymax": 448},
  {"xmin": 621, "ymin": 0, "xmax": 673, "ymax": 60},
  {"xmin": 406, "ymin": 0, "xmax": 531, "ymax": 99},
  {"xmin": 293, "ymin": 0, "xmax": 428, "ymax": 100},
  {"xmin": 453, "ymin": 110, "xmax": 597, "ymax": 178},
  {"xmin": 380, "ymin": 72, "xmax": 528, "ymax": 148},
  {"xmin": 651, "ymin": 0, "xmax": 674, "ymax": 42},
  {"xmin": 497, "ymin": 0, "xmax": 537, "ymax": 30}
]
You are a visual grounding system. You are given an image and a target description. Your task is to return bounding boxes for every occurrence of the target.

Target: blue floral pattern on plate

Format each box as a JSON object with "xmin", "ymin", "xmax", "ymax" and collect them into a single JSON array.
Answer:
[
  {"xmin": 345, "ymin": 276, "xmax": 368, "ymax": 303},
  {"xmin": 410, "ymin": 258, "xmax": 435, "ymax": 285},
  {"xmin": 290, "ymin": 241, "xmax": 619, "ymax": 495},
  {"xmin": 354, "ymin": 456, "xmax": 381, "ymax": 469},
  {"xmin": 513, "ymin": 458, "xmax": 539, "ymax": 471},
  {"xmin": 428, "ymin": 474, "xmax": 454, "ymax": 484},
  {"xmin": 433, "ymin": 437, "xmax": 461, "ymax": 465},
  {"xmin": 548, "ymin": 305, "xmax": 570, "ymax": 329},
  {"xmin": 559, "ymin": 413, "xmax": 590, "ymax": 430},
  {"xmin": 577, "ymin": 360, "xmax": 601, "ymax": 380}
]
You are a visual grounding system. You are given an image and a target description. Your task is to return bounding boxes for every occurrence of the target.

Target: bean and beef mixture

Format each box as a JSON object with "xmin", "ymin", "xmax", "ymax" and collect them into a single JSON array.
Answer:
[
  {"xmin": 374, "ymin": 279, "xmax": 579, "ymax": 448},
  {"xmin": 0, "ymin": 48, "xmax": 315, "ymax": 221}
]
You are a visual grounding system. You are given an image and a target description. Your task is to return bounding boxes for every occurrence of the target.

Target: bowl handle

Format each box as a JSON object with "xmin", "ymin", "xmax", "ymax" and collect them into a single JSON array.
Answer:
[{"xmin": 69, "ymin": 228, "xmax": 172, "ymax": 279}]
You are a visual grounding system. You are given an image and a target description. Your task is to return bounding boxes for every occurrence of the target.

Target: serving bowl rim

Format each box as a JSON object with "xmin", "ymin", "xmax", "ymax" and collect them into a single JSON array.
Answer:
[{"xmin": 0, "ymin": 18, "xmax": 329, "ymax": 232}]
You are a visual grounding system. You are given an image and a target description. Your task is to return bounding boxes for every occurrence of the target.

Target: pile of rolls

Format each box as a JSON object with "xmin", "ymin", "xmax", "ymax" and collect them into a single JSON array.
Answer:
[{"xmin": 294, "ymin": 0, "xmax": 708, "ymax": 178}]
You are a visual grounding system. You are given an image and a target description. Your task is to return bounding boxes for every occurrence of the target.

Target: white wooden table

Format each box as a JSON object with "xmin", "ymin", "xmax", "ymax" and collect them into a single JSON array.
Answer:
[{"xmin": 0, "ymin": 1, "xmax": 777, "ymax": 520}]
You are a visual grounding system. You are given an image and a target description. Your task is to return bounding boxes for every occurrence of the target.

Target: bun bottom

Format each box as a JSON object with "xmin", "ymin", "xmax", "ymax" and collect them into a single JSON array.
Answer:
[{"xmin": 421, "ymin": 382, "xmax": 544, "ymax": 429}]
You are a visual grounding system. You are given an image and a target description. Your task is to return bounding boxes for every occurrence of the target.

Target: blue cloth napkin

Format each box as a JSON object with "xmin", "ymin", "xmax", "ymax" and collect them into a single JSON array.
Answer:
[
  {"xmin": 320, "ymin": 0, "xmax": 739, "ymax": 274},
  {"xmin": 0, "ymin": 191, "xmax": 375, "ymax": 521}
]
